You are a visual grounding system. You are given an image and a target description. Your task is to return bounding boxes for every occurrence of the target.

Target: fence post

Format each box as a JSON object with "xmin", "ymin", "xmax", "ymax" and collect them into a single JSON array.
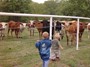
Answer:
[
  {"xmin": 76, "ymin": 18, "xmax": 79, "ymax": 50},
  {"xmin": 49, "ymin": 17, "xmax": 53, "ymax": 40}
]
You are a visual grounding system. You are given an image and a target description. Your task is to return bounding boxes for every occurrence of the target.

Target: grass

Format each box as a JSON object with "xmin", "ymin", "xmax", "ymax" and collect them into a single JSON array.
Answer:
[{"xmin": 0, "ymin": 28, "xmax": 90, "ymax": 67}]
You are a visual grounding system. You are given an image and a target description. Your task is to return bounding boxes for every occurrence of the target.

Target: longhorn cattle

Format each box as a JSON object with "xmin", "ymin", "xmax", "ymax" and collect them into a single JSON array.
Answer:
[
  {"xmin": 33, "ymin": 20, "xmax": 43, "ymax": 39},
  {"xmin": 7, "ymin": 21, "xmax": 23, "ymax": 38},
  {"xmin": 33, "ymin": 20, "xmax": 54, "ymax": 39},
  {"xmin": 0, "ymin": 22, "xmax": 7, "ymax": 40},
  {"xmin": 87, "ymin": 23, "xmax": 90, "ymax": 38},
  {"xmin": 26, "ymin": 22, "xmax": 35, "ymax": 36},
  {"xmin": 62, "ymin": 20, "xmax": 87, "ymax": 45},
  {"xmin": 55, "ymin": 21, "xmax": 64, "ymax": 39}
]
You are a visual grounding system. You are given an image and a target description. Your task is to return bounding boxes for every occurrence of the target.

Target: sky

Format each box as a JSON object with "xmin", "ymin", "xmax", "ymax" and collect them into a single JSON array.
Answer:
[{"xmin": 32, "ymin": 0, "xmax": 48, "ymax": 3}]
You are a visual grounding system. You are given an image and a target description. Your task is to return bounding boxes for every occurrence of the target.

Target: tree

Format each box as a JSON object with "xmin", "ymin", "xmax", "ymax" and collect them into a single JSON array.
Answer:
[
  {"xmin": 44, "ymin": 0, "xmax": 58, "ymax": 15},
  {"xmin": 57, "ymin": 0, "xmax": 90, "ymax": 17},
  {"xmin": 0, "ymin": 0, "xmax": 32, "ymax": 22},
  {"xmin": 30, "ymin": 2, "xmax": 46, "ymax": 14}
]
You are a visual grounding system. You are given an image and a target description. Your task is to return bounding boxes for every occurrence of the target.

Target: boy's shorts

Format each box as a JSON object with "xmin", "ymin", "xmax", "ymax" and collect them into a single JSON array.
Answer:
[{"xmin": 50, "ymin": 50, "xmax": 60, "ymax": 59}]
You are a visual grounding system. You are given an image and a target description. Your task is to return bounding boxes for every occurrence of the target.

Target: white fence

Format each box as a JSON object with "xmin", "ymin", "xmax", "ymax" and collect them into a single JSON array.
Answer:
[{"xmin": 0, "ymin": 12, "xmax": 90, "ymax": 50}]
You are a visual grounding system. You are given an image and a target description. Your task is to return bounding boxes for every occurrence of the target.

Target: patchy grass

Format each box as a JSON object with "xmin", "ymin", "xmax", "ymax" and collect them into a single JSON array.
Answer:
[{"xmin": 0, "ymin": 29, "xmax": 90, "ymax": 67}]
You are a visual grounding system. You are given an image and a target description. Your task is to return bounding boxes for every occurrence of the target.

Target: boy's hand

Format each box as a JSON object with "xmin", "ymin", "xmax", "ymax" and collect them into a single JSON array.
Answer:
[
  {"xmin": 61, "ymin": 47, "xmax": 63, "ymax": 50},
  {"xmin": 60, "ymin": 45, "xmax": 63, "ymax": 50}
]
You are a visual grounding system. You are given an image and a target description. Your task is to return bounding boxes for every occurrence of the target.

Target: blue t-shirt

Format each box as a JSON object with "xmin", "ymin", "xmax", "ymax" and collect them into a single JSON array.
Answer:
[{"xmin": 35, "ymin": 38, "xmax": 51, "ymax": 61}]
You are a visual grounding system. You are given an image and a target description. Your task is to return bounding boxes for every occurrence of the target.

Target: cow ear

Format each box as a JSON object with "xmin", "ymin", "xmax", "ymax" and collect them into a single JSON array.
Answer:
[
  {"xmin": 62, "ymin": 22, "xmax": 65, "ymax": 25},
  {"xmin": 5, "ymin": 24, "xmax": 7, "ymax": 26},
  {"xmin": 33, "ymin": 22, "xmax": 35, "ymax": 25},
  {"xmin": 85, "ymin": 22, "xmax": 88, "ymax": 25}
]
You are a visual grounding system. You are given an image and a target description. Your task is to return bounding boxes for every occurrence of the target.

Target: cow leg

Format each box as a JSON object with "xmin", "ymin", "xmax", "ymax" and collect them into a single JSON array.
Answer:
[
  {"xmin": 15, "ymin": 29, "xmax": 19, "ymax": 38},
  {"xmin": 16, "ymin": 31, "xmax": 19, "ymax": 38},
  {"xmin": 33, "ymin": 29, "xmax": 34, "ymax": 36},
  {"xmin": 65, "ymin": 31, "xmax": 69, "ymax": 46},
  {"xmin": 79, "ymin": 32, "xmax": 83, "ymax": 42},
  {"xmin": 79, "ymin": 33, "xmax": 81, "ymax": 42},
  {"xmin": 11, "ymin": 30, "xmax": 13, "ymax": 37},
  {"xmin": 39, "ymin": 32, "xmax": 41, "ymax": 39},
  {"xmin": 30, "ymin": 30, "xmax": 31, "ymax": 36},
  {"xmin": 70, "ymin": 34, "xmax": 72, "ymax": 45},
  {"xmin": 71, "ymin": 33, "xmax": 75, "ymax": 45},
  {"xmin": 88, "ymin": 30, "xmax": 90, "ymax": 38},
  {"xmin": 87, "ymin": 25, "xmax": 89, "ymax": 38},
  {"xmin": 30, "ymin": 28, "xmax": 34, "ymax": 36},
  {"xmin": 39, "ymin": 31, "xmax": 42, "ymax": 39},
  {"xmin": 19, "ymin": 29, "xmax": 23, "ymax": 38},
  {"xmin": 0, "ymin": 31, "xmax": 2, "ymax": 40},
  {"xmin": 18, "ymin": 29, "xmax": 20, "ymax": 38},
  {"xmin": 60, "ymin": 30, "xmax": 64, "ymax": 39},
  {"xmin": 11, "ymin": 29, "xmax": 14, "ymax": 37},
  {"xmin": 2, "ymin": 30, "xmax": 5, "ymax": 40},
  {"xmin": 0, "ymin": 30, "xmax": 4, "ymax": 40},
  {"xmin": 88, "ymin": 30, "xmax": 89, "ymax": 38},
  {"xmin": 39, "ymin": 32, "xmax": 40, "ymax": 38},
  {"xmin": 7, "ymin": 28, "xmax": 10, "ymax": 36}
]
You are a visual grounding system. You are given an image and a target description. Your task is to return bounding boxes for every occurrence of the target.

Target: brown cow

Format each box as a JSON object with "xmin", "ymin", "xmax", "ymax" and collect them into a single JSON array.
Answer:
[
  {"xmin": 7, "ymin": 21, "xmax": 23, "ymax": 38},
  {"xmin": 33, "ymin": 20, "xmax": 54, "ymax": 39},
  {"xmin": 33, "ymin": 20, "xmax": 43, "ymax": 39},
  {"xmin": 63, "ymin": 20, "xmax": 87, "ymax": 45}
]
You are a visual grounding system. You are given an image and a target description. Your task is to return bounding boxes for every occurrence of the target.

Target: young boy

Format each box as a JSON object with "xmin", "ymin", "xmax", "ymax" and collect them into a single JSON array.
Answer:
[
  {"xmin": 50, "ymin": 33, "xmax": 63, "ymax": 61},
  {"xmin": 35, "ymin": 32, "xmax": 52, "ymax": 67}
]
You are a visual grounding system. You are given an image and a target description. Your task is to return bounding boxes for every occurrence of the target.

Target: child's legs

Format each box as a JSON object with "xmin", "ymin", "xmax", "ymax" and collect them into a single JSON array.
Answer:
[
  {"xmin": 50, "ymin": 50, "xmax": 56, "ymax": 60},
  {"xmin": 42, "ymin": 60, "xmax": 49, "ymax": 67},
  {"xmin": 55, "ymin": 50, "xmax": 60, "ymax": 58}
]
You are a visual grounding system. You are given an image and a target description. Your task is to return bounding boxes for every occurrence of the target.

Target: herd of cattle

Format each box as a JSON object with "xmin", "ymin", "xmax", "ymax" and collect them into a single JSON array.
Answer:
[{"xmin": 0, "ymin": 20, "xmax": 90, "ymax": 45}]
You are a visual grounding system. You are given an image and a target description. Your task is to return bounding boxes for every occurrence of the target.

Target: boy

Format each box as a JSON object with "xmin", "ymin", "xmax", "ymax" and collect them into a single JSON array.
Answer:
[
  {"xmin": 35, "ymin": 32, "xmax": 51, "ymax": 67},
  {"xmin": 50, "ymin": 33, "xmax": 63, "ymax": 61}
]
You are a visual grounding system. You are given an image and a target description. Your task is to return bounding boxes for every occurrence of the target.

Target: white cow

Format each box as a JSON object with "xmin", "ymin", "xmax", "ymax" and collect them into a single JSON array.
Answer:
[
  {"xmin": 18, "ymin": 23, "xmax": 27, "ymax": 38},
  {"xmin": 0, "ymin": 22, "xmax": 7, "ymax": 40},
  {"xmin": 87, "ymin": 23, "xmax": 90, "ymax": 38}
]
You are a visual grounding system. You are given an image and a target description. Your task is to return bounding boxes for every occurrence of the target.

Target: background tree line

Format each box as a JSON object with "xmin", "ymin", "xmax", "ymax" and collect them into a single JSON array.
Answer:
[{"xmin": 0, "ymin": 0, "xmax": 90, "ymax": 22}]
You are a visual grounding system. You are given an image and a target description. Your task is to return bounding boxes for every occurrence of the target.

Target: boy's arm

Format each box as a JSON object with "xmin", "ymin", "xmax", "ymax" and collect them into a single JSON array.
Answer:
[
  {"xmin": 59, "ymin": 44, "xmax": 63, "ymax": 49},
  {"xmin": 35, "ymin": 42, "xmax": 40, "ymax": 48},
  {"xmin": 58, "ymin": 41, "xmax": 63, "ymax": 49}
]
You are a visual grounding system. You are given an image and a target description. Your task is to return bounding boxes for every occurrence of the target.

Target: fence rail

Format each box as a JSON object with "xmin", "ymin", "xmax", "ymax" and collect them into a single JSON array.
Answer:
[{"xmin": 0, "ymin": 12, "xmax": 90, "ymax": 20}]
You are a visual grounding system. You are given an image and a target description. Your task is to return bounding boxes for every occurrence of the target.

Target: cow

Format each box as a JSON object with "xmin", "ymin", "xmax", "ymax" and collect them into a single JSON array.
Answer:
[
  {"xmin": 79, "ymin": 22, "xmax": 87, "ymax": 41},
  {"xmin": 42, "ymin": 20, "xmax": 54, "ymax": 36},
  {"xmin": 62, "ymin": 20, "xmax": 87, "ymax": 46},
  {"xmin": 0, "ymin": 22, "xmax": 7, "ymax": 40},
  {"xmin": 7, "ymin": 21, "xmax": 23, "ymax": 38},
  {"xmin": 26, "ymin": 22, "xmax": 35, "ymax": 36},
  {"xmin": 33, "ymin": 20, "xmax": 43, "ymax": 39},
  {"xmin": 55, "ymin": 21, "xmax": 64, "ymax": 39},
  {"xmin": 33, "ymin": 20, "xmax": 54, "ymax": 39},
  {"xmin": 87, "ymin": 23, "xmax": 90, "ymax": 38}
]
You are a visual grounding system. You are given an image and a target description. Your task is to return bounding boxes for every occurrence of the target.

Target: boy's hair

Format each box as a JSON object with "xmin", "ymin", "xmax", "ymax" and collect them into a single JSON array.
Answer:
[
  {"xmin": 42, "ymin": 32, "xmax": 49, "ymax": 38},
  {"xmin": 54, "ymin": 33, "xmax": 61, "ymax": 40}
]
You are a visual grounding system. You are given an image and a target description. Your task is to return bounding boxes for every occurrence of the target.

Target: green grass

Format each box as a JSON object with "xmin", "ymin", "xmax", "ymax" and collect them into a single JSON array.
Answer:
[{"xmin": 0, "ymin": 29, "xmax": 90, "ymax": 67}]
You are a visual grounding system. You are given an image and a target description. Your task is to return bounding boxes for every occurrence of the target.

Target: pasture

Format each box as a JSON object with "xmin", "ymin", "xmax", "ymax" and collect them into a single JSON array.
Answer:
[{"xmin": 0, "ymin": 28, "xmax": 90, "ymax": 67}]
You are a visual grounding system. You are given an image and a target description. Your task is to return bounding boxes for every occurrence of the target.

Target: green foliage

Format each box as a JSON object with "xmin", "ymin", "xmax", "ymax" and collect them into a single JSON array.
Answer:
[
  {"xmin": 0, "ymin": 0, "xmax": 90, "ymax": 21},
  {"xmin": 30, "ymin": 2, "xmax": 46, "ymax": 14},
  {"xmin": 58, "ymin": 0, "xmax": 90, "ymax": 17},
  {"xmin": 0, "ymin": 0, "xmax": 32, "ymax": 21},
  {"xmin": 44, "ymin": 0, "xmax": 58, "ymax": 15}
]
